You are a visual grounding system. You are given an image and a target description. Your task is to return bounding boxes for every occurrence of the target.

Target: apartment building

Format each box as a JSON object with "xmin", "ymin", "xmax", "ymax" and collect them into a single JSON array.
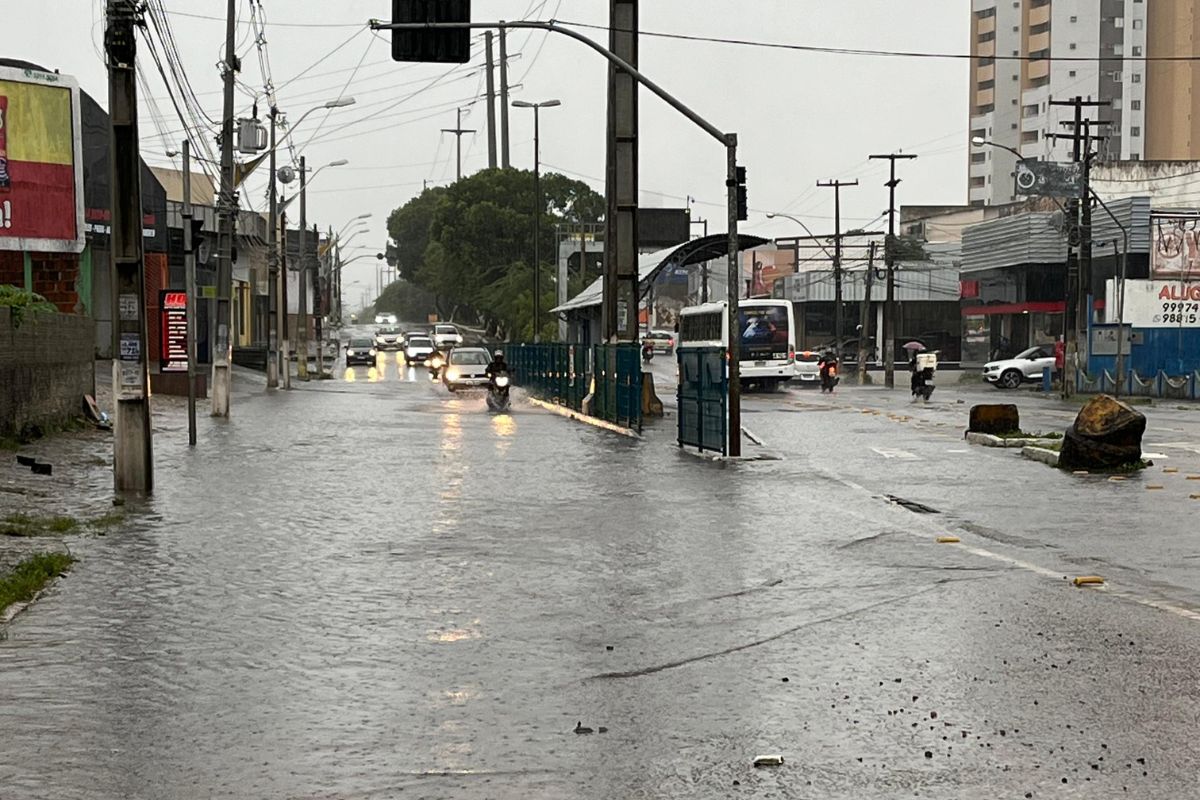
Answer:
[{"xmin": 968, "ymin": 0, "xmax": 1150, "ymax": 206}]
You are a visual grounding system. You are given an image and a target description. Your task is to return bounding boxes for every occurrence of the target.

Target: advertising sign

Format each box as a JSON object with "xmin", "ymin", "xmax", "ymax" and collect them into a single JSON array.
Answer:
[
  {"xmin": 1014, "ymin": 161, "xmax": 1082, "ymax": 198},
  {"xmin": 1108, "ymin": 279, "xmax": 1200, "ymax": 328},
  {"xmin": 160, "ymin": 290, "xmax": 188, "ymax": 372},
  {"xmin": 742, "ymin": 250, "xmax": 797, "ymax": 299},
  {"xmin": 1151, "ymin": 213, "xmax": 1200, "ymax": 279},
  {"xmin": 0, "ymin": 65, "xmax": 84, "ymax": 253}
]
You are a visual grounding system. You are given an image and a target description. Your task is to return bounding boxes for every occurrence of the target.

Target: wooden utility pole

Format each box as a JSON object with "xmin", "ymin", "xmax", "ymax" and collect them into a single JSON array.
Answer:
[
  {"xmin": 869, "ymin": 152, "xmax": 917, "ymax": 389},
  {"xmin": 105, "ymin": 0, "xmax": 153, "ymax": 492},
  {"xmin": 817, "ymin": 178, "xmax": 858, "ymax": 363}
]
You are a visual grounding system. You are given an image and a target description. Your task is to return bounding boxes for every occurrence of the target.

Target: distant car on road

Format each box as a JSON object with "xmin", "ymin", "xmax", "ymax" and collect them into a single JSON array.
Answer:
[
  {"xmin": 374, "ymin": 312, "xmax": 398, "ymax": 325},
  {"xmin": 374, "ymin": 327, "xmax": 404, "ymax": 351},
  {"xmin": 983, "ymin": 345, "xmax": 1057, "ymax": 389},
  {"xmin": 345, "ymin": 337, "xmax": 377, "ymax": 366},
  {"xmin": 431, "ymin": 323, "xmax": 464, "ymax": 349},
  {"xmin": 443, "ymin": 347, "xmax": 492, "ymax": 391},
  {"xmin": 404, "ymin": 334, "xmax": 435, "ymax": 364},
  {"xmin": 641, "ymin": 329, "xmax": 675, "ymax": 353},
  {"xmin": 793, "ymin": 350, "xmax": 821, "ymax": 386}
]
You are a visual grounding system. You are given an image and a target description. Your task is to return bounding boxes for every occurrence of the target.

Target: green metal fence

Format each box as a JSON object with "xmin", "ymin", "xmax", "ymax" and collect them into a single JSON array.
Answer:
[
  {"xmin": 504, "ymin": 342, "xmax": 642, "ymax": 431},
  {"xmin": 678, "ymin": 346, "xmax": 728, "ymax": 455}
]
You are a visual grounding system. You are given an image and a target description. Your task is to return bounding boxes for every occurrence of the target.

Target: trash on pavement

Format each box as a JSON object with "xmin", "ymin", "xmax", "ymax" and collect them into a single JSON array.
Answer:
[
  {"xmin": 753, "ymin": 754, "xmax": 785, "ymax": 767},
  {"xmin": 1073, "ymin": 576, "xmax": 1105, "ymax": 587}
]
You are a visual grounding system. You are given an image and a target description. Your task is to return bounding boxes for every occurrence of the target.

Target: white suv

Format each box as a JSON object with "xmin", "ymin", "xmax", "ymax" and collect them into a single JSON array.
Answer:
[
  {"xmin": 431, "ymin": 324, "xmax": 463, "ymax": 349},
  {"xmin": 983, "ymin": 345, "xmax": 1057, "ymax": 389}
]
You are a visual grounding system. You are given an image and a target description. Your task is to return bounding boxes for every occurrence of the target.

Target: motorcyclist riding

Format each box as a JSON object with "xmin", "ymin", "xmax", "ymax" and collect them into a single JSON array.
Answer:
[
  {"xmin": 818, "ymin": 349, "xmax": 839, "ymax": 393},
  {"xmin": 485, "ymin": 349, "xmax": 508, "ymax": 379}
]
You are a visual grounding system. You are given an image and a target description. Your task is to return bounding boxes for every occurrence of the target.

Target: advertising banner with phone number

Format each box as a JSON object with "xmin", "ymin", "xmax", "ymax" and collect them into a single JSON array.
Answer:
[{"xmin": 1111, "ymin": 279, "xmax": 1200, "ymax": 328}]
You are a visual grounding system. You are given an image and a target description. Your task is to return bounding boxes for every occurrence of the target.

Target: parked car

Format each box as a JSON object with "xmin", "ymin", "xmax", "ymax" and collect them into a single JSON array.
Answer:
[
  {"xmin": 345, "ymin": 337, "xmax": 377, "ymax": 366},
  {"xmin": 404, "ymin": 334, "xmax": 435, "ymax": 363},
  {"xmin": 431, "ymin": 323, "xmax": 464, "ymax": 349},
  {"xmin": 442, "ymin": 347, "xmax": 492, "ymax": 391},
  {"xmin": 822, "ymin": 337, "xmax": 877, "ymax": 363},
  {"xmin": 983, "ymin": 345, "xmax": 1057, "ymax": 389},
  {"xmin": 794, "ymin": 350, "xmax": 822, "ymax": 386},
  {"xmin": 374, "ymin": 327, "xmax": 404, "ymax": 351},
  {"xmin": 641, "ymin": 329, "xmax": 675, "ymax": 353},
  {"xmin": 374, "ymin": 312, "xmax": 398, "ymax": 325}
]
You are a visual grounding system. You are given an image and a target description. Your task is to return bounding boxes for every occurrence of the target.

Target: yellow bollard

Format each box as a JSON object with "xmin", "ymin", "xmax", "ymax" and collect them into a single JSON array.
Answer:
[{"xmin": 936, "ymin": 536, "xmax": 960, "ymax": 544}]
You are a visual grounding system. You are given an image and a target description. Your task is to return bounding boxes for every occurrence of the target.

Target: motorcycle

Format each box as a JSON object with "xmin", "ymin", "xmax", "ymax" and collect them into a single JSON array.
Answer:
[
  {"xmin": 427, "ymin": 351, "xmax": 446, "ymax": 383},
  {"xmin": 910, "ymin": 351, "xmax": 937, "ymax": 402},
  {"xmin": 641, "ymin": 341, "xmax": 654, "ymax": 364},
  {"xmin": 819, "ymin": 357, "xmax": 839, "ymax": 394},
  {"xmin": 487, "ymin": 371, "xmax": 511, "ymax": 412}
]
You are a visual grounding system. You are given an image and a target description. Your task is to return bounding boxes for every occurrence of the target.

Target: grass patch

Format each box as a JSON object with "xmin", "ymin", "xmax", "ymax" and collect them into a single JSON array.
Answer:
[
  {"xmin": 89, "ymin": 511, "xmax": 126, "ymax": 529},
  {"xmin": 990, "ymin": 430, "xmax": 1064, "ymax": 440},
  {"xmin": 0, "ymin": 551, "xmax": 75, "ymax": 617},
  {"xmin": 1, "ymin": 510, "xmax": 122, "ymax": 537}
]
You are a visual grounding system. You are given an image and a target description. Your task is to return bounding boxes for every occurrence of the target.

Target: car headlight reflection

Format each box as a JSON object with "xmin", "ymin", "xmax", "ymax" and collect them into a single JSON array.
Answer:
[{"xmin": 446, "ymin": 368, "xmax": 460, "ymax": 381}]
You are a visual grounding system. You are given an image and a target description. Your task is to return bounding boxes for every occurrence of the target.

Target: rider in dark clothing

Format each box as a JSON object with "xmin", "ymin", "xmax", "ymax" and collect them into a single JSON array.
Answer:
[{"xmin": 485, "ymin": 349, "xmax": 508, "ymax": 379}]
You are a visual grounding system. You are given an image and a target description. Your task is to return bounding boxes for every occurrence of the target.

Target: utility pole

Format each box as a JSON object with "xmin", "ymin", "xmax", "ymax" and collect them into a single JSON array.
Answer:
[
  {"xmin": 314, "ymin": 223, "xmax": 326, "ymax": 377},
  {"xmin": 105, "ymin": 0, "xmax": 153, "ymax": 492},
  {"xmin": 869, "ymin": 152, "xmax": 917, "ymax": 389},
  {"xmin": 266, "ymin": 106, "xmax": 279, "ymax": 387},
  {"xmin": 280, "ymin": 201, "xmax": 290, "ymax": 389},
  {"xmin": 498, "ymin": 23, "xmax": 511, "ymax": 169},
  {"xmin": 441, "ymin": 107, "xmax": 475, "ymax": 182},
  {"xmin": 1048, "ymin": 96, "xmax": 1109, "ymax": 399},
  {"xmin": 858, "ymin": 240, "xmax": 877, "ymax": 385},
  {"xmin": 212, "ymin": 0, "xmax": 238, "ymax": 416},
  {"xmin": 182, "ymin": 140, "xmax": 198, "ymax": 446},
  {"xmin": 297, "ymin": 156, "xmax": 309, "ymax": 379},
  {"xmin": 817, "ymin": 178, "xmax": 858, "ymax": 364},
  {"xmin": 484, "ymin": 31, "xmax": 498, "ymax": 169}
]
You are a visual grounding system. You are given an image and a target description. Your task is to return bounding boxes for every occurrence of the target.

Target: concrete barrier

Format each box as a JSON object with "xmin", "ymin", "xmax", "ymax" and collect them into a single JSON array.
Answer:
[{"xmin": 0, "ymin": 307, "xmax": 95, "ymax": 438}]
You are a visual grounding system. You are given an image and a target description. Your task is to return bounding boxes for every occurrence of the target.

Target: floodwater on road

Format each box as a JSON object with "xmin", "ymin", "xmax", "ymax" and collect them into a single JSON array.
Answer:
[{"xmin": 4, "ymin": 361, "xmax": 1200, "ymax": 798}]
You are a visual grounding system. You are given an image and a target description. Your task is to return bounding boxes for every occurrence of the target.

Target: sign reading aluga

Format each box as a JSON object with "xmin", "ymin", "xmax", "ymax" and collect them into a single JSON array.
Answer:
[
  {"xmin": 0, "ymin": 66, "xmax": 84, "ymax": 253},
  {"xmin": 1107, "ymin": 278, "xmax": 1200, "ymax": 328},
  {"xmin": 1014, "ymin": 161, "xmax": 1082, "ymax": 198}
]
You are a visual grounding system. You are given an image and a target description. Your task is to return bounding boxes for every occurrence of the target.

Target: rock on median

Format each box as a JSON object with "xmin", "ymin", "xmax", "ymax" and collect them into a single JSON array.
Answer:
[
  {"xmin": 968, "ymin": 404, "xmax": 1020, "ymax": 435},
  {"xmin": 1058, "ymin": 394, "xmax": 1146, "ymax": 471}
]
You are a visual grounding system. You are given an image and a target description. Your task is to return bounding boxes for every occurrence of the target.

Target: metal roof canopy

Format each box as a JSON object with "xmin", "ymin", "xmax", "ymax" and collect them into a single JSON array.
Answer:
[{"xmin": 552, "ymin": 233, "xmax": 769, "ymax": 314}]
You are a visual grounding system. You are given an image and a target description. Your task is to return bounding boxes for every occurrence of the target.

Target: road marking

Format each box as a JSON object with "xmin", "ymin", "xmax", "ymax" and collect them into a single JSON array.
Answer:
[
  {"xmin": 946, "ymin": 448, "xmax": 969, "ymax": 453},
  {"xmin": 1148, "ymin": 441, "xmax": 1200, "ymax": 455},
  {"xmin": 872, "ymin": 447, "xmax": 919, "ymax": 460}
]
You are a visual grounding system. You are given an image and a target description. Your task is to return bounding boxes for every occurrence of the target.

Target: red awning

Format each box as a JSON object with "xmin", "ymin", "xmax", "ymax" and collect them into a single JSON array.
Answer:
[{"xmin": 961, "ymin": 299, "xmax": 1105, "ymax": 316}]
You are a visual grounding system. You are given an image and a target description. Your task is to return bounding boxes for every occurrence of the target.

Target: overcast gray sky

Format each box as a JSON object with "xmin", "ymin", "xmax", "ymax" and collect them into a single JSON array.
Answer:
[{"xmin": 9, "ymin": 1, "xmax": 968, "ymax": 303}]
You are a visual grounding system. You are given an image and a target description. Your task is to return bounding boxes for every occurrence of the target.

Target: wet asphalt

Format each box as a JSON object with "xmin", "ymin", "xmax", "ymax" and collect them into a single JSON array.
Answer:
[{"xmin": 3, "ymin": 344, "xmax": 1200, "ymax": 798}]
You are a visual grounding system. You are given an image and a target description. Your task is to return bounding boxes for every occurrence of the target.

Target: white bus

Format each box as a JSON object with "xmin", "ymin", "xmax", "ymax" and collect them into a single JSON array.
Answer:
[{"xmin": 678, "ymin": 299, "xmax": 796, "ymax": 390}]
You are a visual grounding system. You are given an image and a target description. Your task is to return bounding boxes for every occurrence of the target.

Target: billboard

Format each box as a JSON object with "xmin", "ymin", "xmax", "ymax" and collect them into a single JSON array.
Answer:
[
  {"xmin": 1151, "ymin": 213, "xmax": 1200, "ymax": 279},
  {"xmin": 742, "ymin": 249, "xmax": 797, "ymax": 299},
  {"xmin": 1107, "ymin": 278, "xmax": 1200, "ymax": 328},
  {"xmin": 0, "ymin": 65, "xmax": 84, "ymax": 253}
]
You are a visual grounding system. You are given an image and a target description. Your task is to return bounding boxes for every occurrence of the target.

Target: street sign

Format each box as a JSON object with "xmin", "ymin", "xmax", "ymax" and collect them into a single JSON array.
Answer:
[
  {"xmin": 160, "ymin": 290, "xmax": 188, "ymax": 372},
  {"xmin": 391, "ymin": 0, "xmax": 471, "ymax": 64},
  {"xmin": 1014, "ymin": 161, "xmax": 1082, "ymax": 197}
]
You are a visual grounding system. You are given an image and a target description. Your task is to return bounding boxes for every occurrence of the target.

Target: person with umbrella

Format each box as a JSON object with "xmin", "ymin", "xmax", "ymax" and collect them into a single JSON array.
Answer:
[{"xmin": 905, "ymin": 341, "xmax": 935, "ymax": 401}]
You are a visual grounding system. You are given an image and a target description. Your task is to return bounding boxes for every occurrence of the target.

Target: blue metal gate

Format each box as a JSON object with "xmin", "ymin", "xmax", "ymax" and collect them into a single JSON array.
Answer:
[
  {"xmin": 504, "ymin": 342, "xmax": 641, "ymax": 432},
  {"xmin": 677, "ymin": 347, "xmax": 727, "ymax": 455}
]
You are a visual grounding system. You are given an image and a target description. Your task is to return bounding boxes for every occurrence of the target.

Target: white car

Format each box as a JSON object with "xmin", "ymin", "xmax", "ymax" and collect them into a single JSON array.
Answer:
[
  {"xmin": 443, "ymin": 347, "xmax": 492, "ymax": 390},
  {"xmin": 793, "ymin": 350, "xmax": 821, "ymax": 386},
  {"xmin": 404, "ymin": 334, "xmax": 435, "ymax": 364},
  {"xmin": 374, "ymin": 312, "xmax": 398, "ymax": 325},
  {"xmin": 374, "ymin": 327, "xmax": 404, "ymax": 351},
  {"xmin": 983, "ymin": 345, "xmax": 1057, "ymax": 389},
  {"xmin": 431, "ymin": 324, "xmax": 463, "ymax": 349}
]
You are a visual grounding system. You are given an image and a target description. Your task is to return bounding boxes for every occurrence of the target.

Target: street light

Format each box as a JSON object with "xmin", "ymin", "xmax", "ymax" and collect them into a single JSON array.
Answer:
[
  {"xmin": 971, "ymin": 136, "xmax": 1025, "ymax": 162},
  {"xmin": 512, "ymin": 99, "xmax": 562, "ymax": 342},
  {"xmin": 337, "ymin": 213, "xmax": 372, "ymax": 240}
]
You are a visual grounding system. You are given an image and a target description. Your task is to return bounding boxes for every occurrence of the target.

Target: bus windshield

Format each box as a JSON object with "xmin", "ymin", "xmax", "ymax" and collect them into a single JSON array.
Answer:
[{"xmin": 739, "ymin": 306, "xmax": 789, "ymax": 347}]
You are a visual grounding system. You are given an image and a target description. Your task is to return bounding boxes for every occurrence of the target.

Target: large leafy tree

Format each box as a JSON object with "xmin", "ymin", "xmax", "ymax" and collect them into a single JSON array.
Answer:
[{"xmin": 384, "ymin": 168, "xmax": 603, "ymax": 339}]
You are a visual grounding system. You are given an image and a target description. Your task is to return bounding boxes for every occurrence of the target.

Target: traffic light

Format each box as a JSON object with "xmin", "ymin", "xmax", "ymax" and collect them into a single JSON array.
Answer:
[
  {"xmin": 735, "ymin": 166, "xmax": 748, "ymax": 222},
  {"xmin": 391, "ymin": 0, "xmax": 471, "ymax": 64}
]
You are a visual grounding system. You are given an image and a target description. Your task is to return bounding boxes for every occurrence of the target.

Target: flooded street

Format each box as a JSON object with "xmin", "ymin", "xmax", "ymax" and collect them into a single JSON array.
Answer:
[{"xmin": 4, "ymin": 360, "xmax": 1200, "ymax": 798}]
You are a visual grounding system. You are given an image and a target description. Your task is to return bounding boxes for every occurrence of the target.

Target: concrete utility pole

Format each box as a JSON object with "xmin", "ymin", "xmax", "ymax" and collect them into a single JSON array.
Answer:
[
  {"xmin": 212, "ymin": 0, "xmax": 238, "ymax": 416},
  {"xmin": 280, "ymin": 201, "xmax": 291, "ymax": 389},
  {"xmin": 105, "ymin": 0, "xmax": 153, "ymax": 492},
  {"xmin": 297, "ymin": 155, "xmax": 309, "ymax": 380},
  {"xmin": 182, "ymin": 141, "xmax": 198, "ymax": 446},
  {"xmin": 266, "ymin": 106, "xmax": 279, "ymax": 387},
  {"xmin": 603, "ymin": 0, "xmax": 641, "ymax": 342},
  {"xmin": 858, "ymin": 240, "xmax": 877, "ymax": 385},
  {"xmin": 485, "ymin": 31, "xmax": 498, "ymax": 169},
  {"xmin": 869, "ymin": 152, "xmax": 917, "ymax": 390},
  {"xmin": 817, "ymin": 178, "xmax": 858, "ymax": 363},
  {"xmin": 315, "ymin": 224, "xmax": 327, "ymax": 378},
  {"xmin": 441, "ymin": 107, "xmax": 475, "ymax": 182},
  {"xmin": 498, "ymin": 23, "xmax": 511, "ymax": 169},
  {"xmin": 1048, "ymin": 97, "xmax": 1109, "ymax": 399}
]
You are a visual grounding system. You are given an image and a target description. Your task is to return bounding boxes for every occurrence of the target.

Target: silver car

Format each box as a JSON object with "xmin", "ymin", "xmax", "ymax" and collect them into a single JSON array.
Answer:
[
  {"xmin": 443, "ymin": 347, "xmax": 492, "ymax": 390},
  {"xmin": 983, "ymin": 345, "xmax": 1057, "ymax": 389}
]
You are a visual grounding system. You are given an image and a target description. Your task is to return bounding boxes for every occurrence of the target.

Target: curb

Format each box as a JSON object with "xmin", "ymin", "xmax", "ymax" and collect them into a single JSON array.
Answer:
[
  {"xmin": 526, "ymin": 398, "xmax": 642, "ymax": 440},
  {"xmin": 966, "ymin": 431, "xmax": 1061, "ymax": 449},
  {"xmin": 1021, "ymin": 445, "xmax": 1061, "ymax": 467}
]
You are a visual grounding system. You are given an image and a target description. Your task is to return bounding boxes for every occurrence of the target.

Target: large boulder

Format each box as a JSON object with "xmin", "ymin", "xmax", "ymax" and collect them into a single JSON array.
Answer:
[
  {"xmin": 1058, "ymin": 394, "xmax": 1146, "ymax": 470},
  {"xmin": 969, "ymin": 404, "xmax": 1020, "ymax": 435}
]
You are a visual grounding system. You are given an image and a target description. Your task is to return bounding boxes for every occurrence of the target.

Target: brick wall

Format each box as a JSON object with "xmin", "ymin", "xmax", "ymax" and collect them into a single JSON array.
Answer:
[
  {"xmin": 0, "ymin": 251, "xmax": 83, "ymax": 313},
  {"xmin": 0, "ymin": 306, "xmax": 96, "ymax": 438}
]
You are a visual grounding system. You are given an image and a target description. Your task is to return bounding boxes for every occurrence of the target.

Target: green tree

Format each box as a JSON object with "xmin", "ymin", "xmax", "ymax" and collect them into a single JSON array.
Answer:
[{"xmin": 384, "ymin": 167, "xmax": 603, "ymax": 339}]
